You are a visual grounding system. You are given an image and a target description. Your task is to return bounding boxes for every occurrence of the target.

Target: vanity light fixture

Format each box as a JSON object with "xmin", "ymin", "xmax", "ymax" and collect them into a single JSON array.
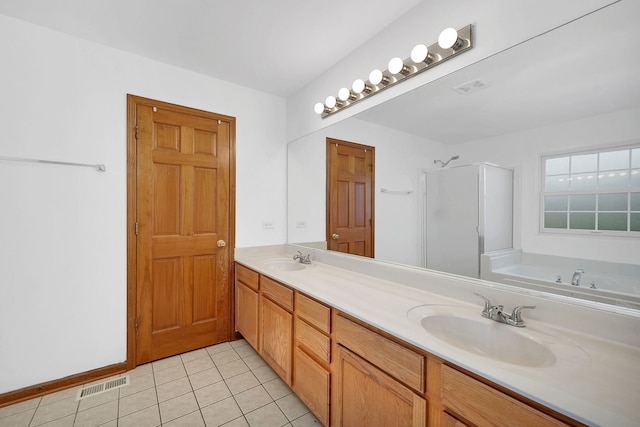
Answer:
[{"xmin": 314, "ymin": 24, "xmax": 473, "ymax": 118}]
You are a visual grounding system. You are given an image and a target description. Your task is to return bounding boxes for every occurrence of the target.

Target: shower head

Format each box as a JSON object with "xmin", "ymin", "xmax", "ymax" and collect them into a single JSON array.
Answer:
[{"xmin": 433, "ymin": 155, "xmax": 460, "ymax": 168}]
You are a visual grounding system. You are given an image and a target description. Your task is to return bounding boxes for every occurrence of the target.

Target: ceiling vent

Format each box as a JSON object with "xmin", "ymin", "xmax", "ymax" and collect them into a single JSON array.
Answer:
[
  {"xmin": 76, "ymin": 375, "xmax": 130, "ymax": 400},
  {"xmin": 453, "ymin": 79, "xmax": 490, "ymax": 95}
]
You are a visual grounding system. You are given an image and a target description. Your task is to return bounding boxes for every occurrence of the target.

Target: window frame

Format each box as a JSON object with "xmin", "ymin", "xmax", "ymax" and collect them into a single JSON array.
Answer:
[{"xmin": 539, "ymin": 142, "xmax": 640, "ymax": 237}]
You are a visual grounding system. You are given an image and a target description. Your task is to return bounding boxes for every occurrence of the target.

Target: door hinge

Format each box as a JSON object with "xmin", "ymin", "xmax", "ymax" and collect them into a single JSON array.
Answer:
[
  {"xmin": 134, "ymin": 318, "xmax": 138, "ymax": 331},
  {"xmin": 135, "ymin": 125, "xmax": 139, "ymax": 139},
  {"xmin": 135, "ymin": 222, "xmax": 139, "ymax": 235}
]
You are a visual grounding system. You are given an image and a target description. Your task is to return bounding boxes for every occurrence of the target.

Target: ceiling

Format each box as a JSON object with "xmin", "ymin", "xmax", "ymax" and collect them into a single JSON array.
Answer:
[
  {"xmin": 355, "ymin": 1, "xmax": 640, "ymax": 144},
  {"xmin": 0, "ymin": 0, "xmax": 421, "ymax": 97}
]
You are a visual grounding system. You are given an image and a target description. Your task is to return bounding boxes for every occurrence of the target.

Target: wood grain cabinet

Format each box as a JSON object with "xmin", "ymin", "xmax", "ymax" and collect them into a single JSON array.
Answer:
[
  {"xmin": 259, "ymin": 276, "xmax": 294, "ymax": 384},
  {"xmin": 333, "ymin": 314, "xmax": 427, "ymax": 427},
  {"xmin": 293, "ymin": 293, "xmax": 332, "ymax": 426},
  {"xmin": 235, "ymin": 264, "xmax": 259, "ymax": 349}
]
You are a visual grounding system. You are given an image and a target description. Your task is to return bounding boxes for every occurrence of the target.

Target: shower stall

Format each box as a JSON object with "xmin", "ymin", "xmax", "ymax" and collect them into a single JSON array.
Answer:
[{"xmin": 423, "ymin": 162, "xmax": 514, "ymax": 278}]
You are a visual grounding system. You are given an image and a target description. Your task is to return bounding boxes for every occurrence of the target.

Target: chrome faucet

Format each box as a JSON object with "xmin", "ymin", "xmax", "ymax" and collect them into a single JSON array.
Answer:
[
  {"xmin": 293, "ymin": 251, "xmax": 311, "ymax": 264},
  {"xmin": 571, "ymin": 269, "xmax": 584, "ymax": 286},
  {"xmin": 474, "ymin": 293, "xmax": 536, "ymax": 328}
]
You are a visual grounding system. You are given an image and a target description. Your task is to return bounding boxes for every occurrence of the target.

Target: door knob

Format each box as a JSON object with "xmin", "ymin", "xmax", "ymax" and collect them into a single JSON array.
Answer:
[
  {"xmin": 217, "ymin": 240, "xmax": 226, "ymax": 248},
  {"xmin": 332, "ymin": 233, "xmax": 340, "ymax": 240}
]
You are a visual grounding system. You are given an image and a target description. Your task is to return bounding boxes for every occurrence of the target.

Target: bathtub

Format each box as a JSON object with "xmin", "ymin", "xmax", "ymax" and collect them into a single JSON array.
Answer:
[{"xmin": 481, "ymin": 250, "xmax": 640, "ymax": 310}]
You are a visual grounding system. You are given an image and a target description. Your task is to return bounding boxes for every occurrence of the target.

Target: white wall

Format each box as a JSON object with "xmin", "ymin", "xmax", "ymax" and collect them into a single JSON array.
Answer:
[
  {"xmin": 286, "ymin": 0, "xmax": 616, "ymax": 141},
  {"xmin": 447, "ymin": 107, "xmax": 640, "ymax": 265},
  {"xmin": 0, "ymin": 15, "xmax": 286, "ymax": 394},
  {"xmin": 288, "ymin": 118, "xmax": 444, "ymax": 266}
]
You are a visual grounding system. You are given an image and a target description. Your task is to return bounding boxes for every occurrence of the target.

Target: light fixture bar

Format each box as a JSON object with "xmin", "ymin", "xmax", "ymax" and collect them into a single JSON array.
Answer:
[{"xmin": 316, "ymin": 24, "xmax": 473, "ymax": 118}]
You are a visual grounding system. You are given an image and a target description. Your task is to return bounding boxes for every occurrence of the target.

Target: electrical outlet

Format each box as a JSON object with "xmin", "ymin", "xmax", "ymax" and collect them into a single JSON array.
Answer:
[
  {"xmin": 296, "ymin": 221, "xmax": 307, "ymax": 228},
  {"xmin": 262, "ymin": 221, "xmax": 274, "ymax": 229}
]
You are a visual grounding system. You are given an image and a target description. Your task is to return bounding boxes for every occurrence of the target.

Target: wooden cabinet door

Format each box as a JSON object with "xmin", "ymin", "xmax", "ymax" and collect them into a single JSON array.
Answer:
[
  {"xmin": 334, "ymin": 346, "xmax": 426, "ymax": 427},
  {"xmin": 260, "ymin": 297, "xmax": 293, "ymax": 384},
  {"xmin": 293, "ymin": 348, "xmax": 330, "ymax": 426},
  {"xmin": 235, "ymin": 281, "xmax": 258, "ymax": 349}
]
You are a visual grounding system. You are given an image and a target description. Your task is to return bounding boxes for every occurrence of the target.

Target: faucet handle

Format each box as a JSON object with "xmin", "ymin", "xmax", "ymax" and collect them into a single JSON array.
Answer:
[
  {"xmin": 508, "ymin": 305, "xmax": 536, "ymax": 326},
  {"xmin": 474, "ymin": 292, "xmax": 493, "ymax": 315}
]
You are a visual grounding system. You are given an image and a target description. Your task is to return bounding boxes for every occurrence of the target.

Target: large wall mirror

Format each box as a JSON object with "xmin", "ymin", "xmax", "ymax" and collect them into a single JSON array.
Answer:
[{"xmin": 287, "ymin": 2, "xmax": 640, "ymax": 309}]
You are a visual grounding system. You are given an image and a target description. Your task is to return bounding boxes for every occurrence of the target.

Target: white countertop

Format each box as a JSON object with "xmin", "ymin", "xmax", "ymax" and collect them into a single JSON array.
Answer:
[{"xmin": 235, "ymin": 244, "xmax": 640, "ymax": 427}]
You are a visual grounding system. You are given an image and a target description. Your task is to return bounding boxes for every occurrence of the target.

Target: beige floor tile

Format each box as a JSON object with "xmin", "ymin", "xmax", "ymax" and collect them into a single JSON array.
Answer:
[
  {"xmin": 244, "ymin": 402, "xmax": 288, "ymax": 427},
  {"xmin": 290, "ymin": 412, "xmax": 322, "ymax": 427},
  {"xmin": 234, "ymin": 345, "xmax": 258, "ymax": 359},
  {"xmin": 206, "ymin": 342, "xmax": 233, "ymax": 355},
  {"xmin": 217, "ymin": 360, "xmax": 249, "ymax": 380},
  {"xmin": 229, "ymin": 339, "xmax": 248, "ymax": 348},
  {"xmin": 128, "ymin": 363, "xmax": 153, "ymax": 379},
  {"xmin": 224, "ymin": 371, "xmax": 260, "ymax": 395},
  {"xmin": 0, "ymin": 408, "xmax": 34, "ymax": 427},
  {"xmin": 251, "ymin": 365, "xmax": 279, "ymax": 384},
  {"xmin": 184, "ymin": 356, "xmax": 215, "ymax": 376},
  {"xmin": 118, "ymin": 405, "xmax": 161, "ymax": 427},
  {"xmin": 152, "ymin": 355, "xmax": 182, "ymax": 372},
  {"xmin": 194, "ymin": 381, "xmax": 231, "ymax": 408},
  {"xmin": 0, "ymin": 398, "xmax": 39, "ymax": 419},
  {"xmin": 39, "ymin": 387, "xmax": 80, "ymax": 406},
  {"xmin": 73, "ymin": 400, "xmax": 118, "ymax": 427},
  {"xmin": 241, "ymin": 354, "xmax": 266, "ymax": 370},
  {"xmin": 180, "ymin": 348, "xmax": 210, "ymax": 364},
  {"xmin": 189, "ymin": 367, "xmax": 223, "ymax": 390},
  {"xmin": 77, "ymin": 388, "xmax": 119, "ymax": 411},
  {"xmin": 154, "ymin": 364, "xmax": 187, "ymax": 386},
  {"xmin": 31, "ymin": 397, "xmax": 78, "ymax": 426},
  {"xmin": 159, "ymin": 392, "xmax": 199, "ymax": 424},
  {"xmin": 118, "ymin": 388, "xmax": 158, "ymax": 417},
  {"xmin": 221, "ymin": 416, "xmax": 250, "ymax": 427},
  {"xmin": 97, "ymin": 421, "xmax": 117, "ymax": 427},
  {"xmin": 234, "ymin": 385, "xmax": 274, "ymax": 414},
  {"xmin": 163, "ymin": 410, "xmax": 206, "ymax": 427},
  {"xmin": 210, "ymin": 349, "xmax": 241, "ymax": 366},
  {"xmin": 36, "ymin": 414, "xmax": 74, "ymax": 427},
  {"xmin": 156, "ymin": 377, "xmax": 192, "ymax": 403},
  {"xmin": 276, "ymin": 394, "xmax": 309, "ymax": 421},
  {"xmin": 263, "ymin": 378, "xmax": 293, "ymax": 400},
  {"xmin": 120, "ymin": 372, "xmax": 155, "ymax": 397},
  {"xmin": 200, "ymin": 397, "xmax": 242, "ymax": 426}
]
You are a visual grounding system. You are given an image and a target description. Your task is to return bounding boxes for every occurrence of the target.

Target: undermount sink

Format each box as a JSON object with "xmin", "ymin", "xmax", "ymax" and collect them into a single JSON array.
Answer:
[
  {"xmin": 406, "ymin": 304, "xmax": 578, "ymax": 368},
  {"xmin": 421, "ymin": 314, "xmax": 556, "ymax": 367},
  {"xmin": 264, "ymin": 259, "xmax": 306, "ymax": 271}
]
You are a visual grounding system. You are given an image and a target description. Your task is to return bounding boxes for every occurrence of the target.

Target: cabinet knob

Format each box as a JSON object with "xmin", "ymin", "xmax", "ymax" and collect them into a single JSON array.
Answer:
[
  {"xmin": 217, "ymin": 240, "xmax": 226, "ymax": 248},
  {"xmin": 332, "ymin": 233, "xmax": 340, "ymax": 240}
]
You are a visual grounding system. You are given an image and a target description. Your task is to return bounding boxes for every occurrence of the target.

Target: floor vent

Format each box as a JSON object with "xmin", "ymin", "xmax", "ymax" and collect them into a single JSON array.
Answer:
[{"xmin": 76, "ymin": 375, "xmax": 130, "ymax": 400}]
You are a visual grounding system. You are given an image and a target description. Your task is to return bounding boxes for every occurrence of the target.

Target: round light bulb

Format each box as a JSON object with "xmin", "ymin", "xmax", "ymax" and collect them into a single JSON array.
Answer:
[
  {"xmin": 438, "ymin": 27, "xmax": 459, "ymax": 49},
  {"xmin": 338, "ymin": 87, "xmax": 351, "ymax": 101},
  {"xmin": 410, "ymin": 44, "xmax": 429, "ymax": 63},
  {"xmin": 352, "ymin": 79, "xmax": 365, "ymax": 94},
  {"xmin": 388, "ymin": 57, "xmax": 404, "ymax": 75},
  {"xmin": 325, "ymin": 95, "xmax": 337, "ymax": 109},
  {"xmin": 313, "ymin": 102, "xmax": 325, "ymax": 115},
  {"xmin": 369, "ymin": 69, "xmax": 383, "ymax": 85}
]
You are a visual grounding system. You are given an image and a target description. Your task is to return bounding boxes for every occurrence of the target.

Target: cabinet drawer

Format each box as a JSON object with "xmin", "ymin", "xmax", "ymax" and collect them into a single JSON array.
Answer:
[
  {"xmin": 295, "ymin": 317, "xmax": 331, "ymax": 364},
  {"xmin": 335, "ymin": 314, "xmax": 425, "ymax": 393},
  {"xmin": 260, "ymin": 276, "xmax": 293, "ymax": 311},
  {"xmin": 295, "ymin": 292, "xmax": 331, "ymax": 334},
  {"xmin": 442, "ymin": 365, "xmax": 568, "ymax": 427},
  {"xmin": 236, "ymin": 263, "xmax": 259, "ymax": 291}
]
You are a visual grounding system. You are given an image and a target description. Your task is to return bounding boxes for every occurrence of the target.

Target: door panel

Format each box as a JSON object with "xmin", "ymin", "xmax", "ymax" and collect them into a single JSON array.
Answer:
[
  {"xmin": 327, "ymin": 138, "xmax": 374, "ymax": 258},
  {"xmin": 135, "ymin": 100, "xmax": 231, "ymax": 364}
]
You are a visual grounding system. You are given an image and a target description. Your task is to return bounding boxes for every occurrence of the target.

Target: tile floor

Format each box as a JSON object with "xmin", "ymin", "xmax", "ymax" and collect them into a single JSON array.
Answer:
[{"xmin": 0, "ymin": 340, "xmax": 321, "ymax": 427}]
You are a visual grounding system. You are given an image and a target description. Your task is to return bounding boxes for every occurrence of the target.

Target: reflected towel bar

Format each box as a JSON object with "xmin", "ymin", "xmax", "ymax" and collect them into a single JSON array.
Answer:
[
  {"xmin": 0, "ymin": 155, "xmax": 106, "ymax": 172},
  {"xmin": 381, "ymin": 188, "xmax": 413, "ymax": 194}
]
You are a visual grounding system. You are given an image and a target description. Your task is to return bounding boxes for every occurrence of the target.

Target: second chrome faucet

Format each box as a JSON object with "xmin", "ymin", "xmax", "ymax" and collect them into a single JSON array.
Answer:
[{"xmin": 474, "ymin": 293, "xmax": 536, "ymax": 328}]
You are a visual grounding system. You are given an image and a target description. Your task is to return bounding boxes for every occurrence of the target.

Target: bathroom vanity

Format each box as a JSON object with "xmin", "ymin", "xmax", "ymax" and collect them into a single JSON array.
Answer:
[{"xmin": 235, "ymin": 244, "xmax": 640, "ymax": 427}]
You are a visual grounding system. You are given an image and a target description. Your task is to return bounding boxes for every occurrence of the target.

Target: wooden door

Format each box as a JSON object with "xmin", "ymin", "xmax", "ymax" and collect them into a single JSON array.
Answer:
[
  {"xmin": 134, "ymin": 97, "xmax": 232, "ymax": 364},
  {"xmin": 326, "ymin": 138, "xmax": 374, "ymax": 257}
]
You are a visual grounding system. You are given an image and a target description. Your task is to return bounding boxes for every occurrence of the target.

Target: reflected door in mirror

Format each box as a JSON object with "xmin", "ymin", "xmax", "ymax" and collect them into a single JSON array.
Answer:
[{"xmin": 327, "ymin": 138, "xmax": 374, "ymax": 257}]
